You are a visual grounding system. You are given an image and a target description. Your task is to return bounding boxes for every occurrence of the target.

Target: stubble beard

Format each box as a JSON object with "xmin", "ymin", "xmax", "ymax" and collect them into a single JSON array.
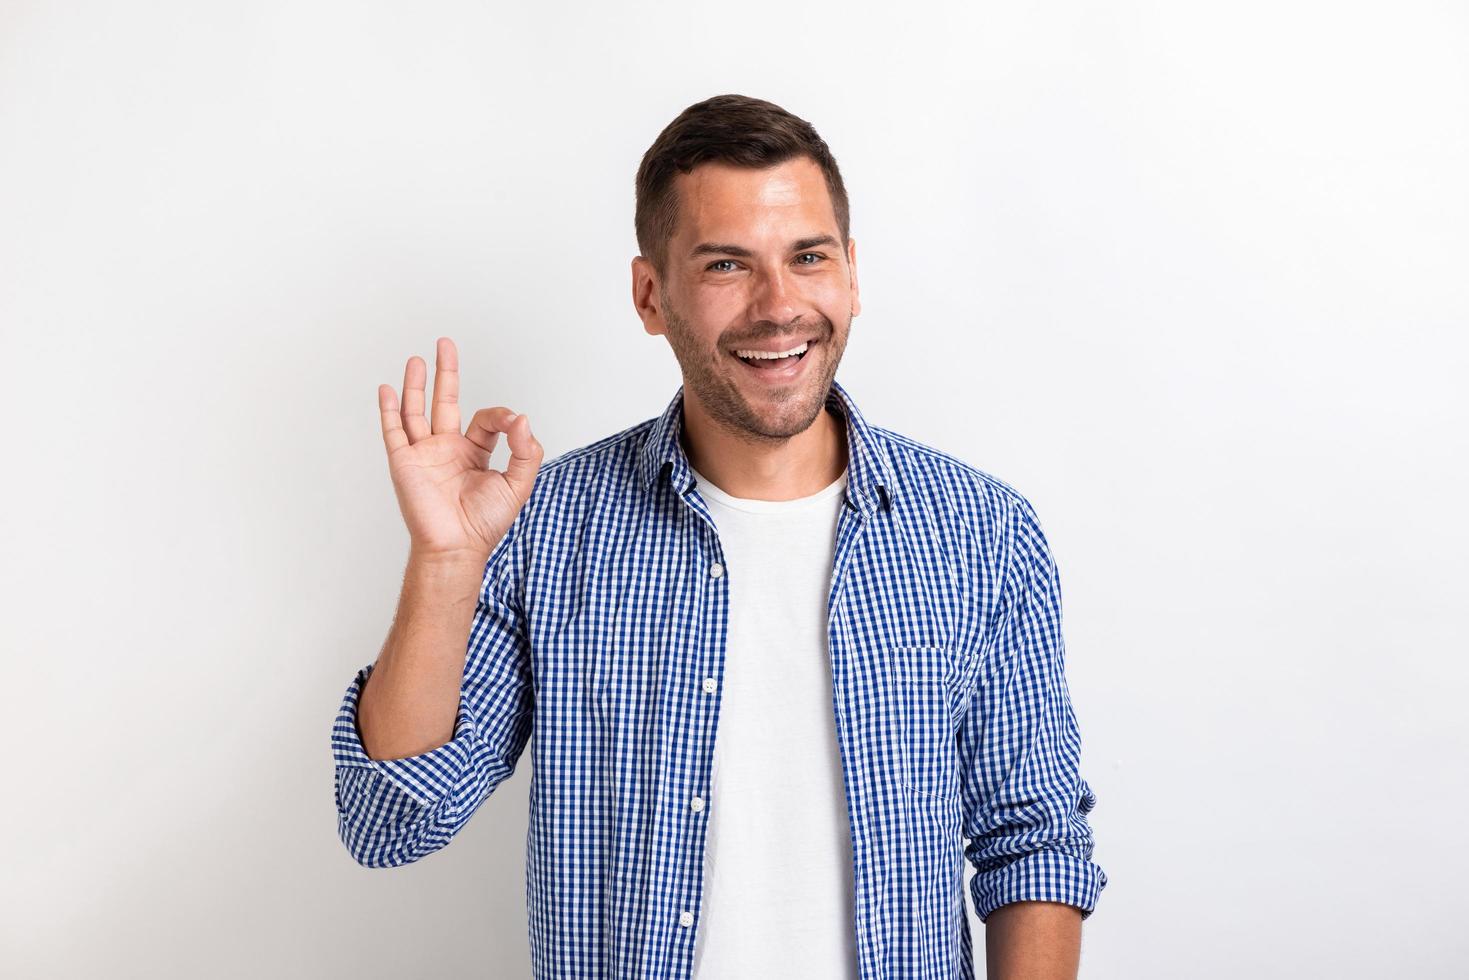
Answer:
[{"xmin": 661, "ymin": 293, "xmax": 849, "ymax": 445}]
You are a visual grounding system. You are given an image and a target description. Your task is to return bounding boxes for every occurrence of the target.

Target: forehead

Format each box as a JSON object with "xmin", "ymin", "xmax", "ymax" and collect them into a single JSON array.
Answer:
[{"xmin": 671, "ymin": 156, "xmax": 837, "ymax": 241}]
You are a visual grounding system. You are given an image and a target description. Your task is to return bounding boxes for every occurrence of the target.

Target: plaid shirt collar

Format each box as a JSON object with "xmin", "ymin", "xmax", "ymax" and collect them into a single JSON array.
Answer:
[{"xmin": 637, "ymin": 376, "xmax": 898, "ymax": 516}]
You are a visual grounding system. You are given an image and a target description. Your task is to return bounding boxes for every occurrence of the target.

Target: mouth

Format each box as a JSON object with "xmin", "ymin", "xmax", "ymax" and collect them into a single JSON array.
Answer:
[{"xmin": 728, "ymin": 338, "xmax": 816, "ymax": 383}]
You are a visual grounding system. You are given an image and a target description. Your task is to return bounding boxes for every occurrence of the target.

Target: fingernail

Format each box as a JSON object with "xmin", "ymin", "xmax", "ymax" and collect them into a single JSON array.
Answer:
[{"xmin": 506, "ymin": 412, "xmax": 518, "ymax": 422}]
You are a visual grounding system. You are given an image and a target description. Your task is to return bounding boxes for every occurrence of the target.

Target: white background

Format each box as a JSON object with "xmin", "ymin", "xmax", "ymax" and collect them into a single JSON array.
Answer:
[{"xmin": 2, "ymin": 1, "xmax": 1466, "ymax": 977}]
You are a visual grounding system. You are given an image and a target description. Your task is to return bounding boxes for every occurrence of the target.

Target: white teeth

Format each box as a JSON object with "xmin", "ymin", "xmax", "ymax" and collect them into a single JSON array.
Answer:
[{"xmin": 734, "ymin": 341, "xmax": 809, "ymax": 360}]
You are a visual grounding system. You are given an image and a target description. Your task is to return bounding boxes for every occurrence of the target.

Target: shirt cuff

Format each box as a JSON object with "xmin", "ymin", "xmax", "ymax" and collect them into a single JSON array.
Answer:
[
  {"xmin": 331, "ymin": 661, "xmax": 480, "ymax": 807},
  {"xmin": 970, "ymin": 847, "xmax": 1109, "ymax": 923}
]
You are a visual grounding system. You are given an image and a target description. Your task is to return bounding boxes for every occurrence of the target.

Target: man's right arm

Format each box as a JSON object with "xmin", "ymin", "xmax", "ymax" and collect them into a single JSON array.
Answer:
[
  {"xmin": 331, "ymin": 525, "xmax": 535, "ymax": 868},
  {"xmin": 358, "ymin": 550, "xmax": 488, "ymax": 762},
  {"xmin": 333, "ymin": 336, "xmax": 542, "ymax": 867}
]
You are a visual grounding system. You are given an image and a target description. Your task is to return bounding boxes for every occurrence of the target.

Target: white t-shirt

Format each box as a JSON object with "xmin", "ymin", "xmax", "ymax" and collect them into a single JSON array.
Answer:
[{"xmin": 688, "ymin": 461, "xmax": 858, "ymax": 980}]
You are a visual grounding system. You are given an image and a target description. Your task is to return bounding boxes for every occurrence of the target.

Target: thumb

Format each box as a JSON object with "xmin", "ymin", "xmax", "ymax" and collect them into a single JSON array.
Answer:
[{"xmin": 501, "ymin": 412, "xmax": 544, "ymax": 503}]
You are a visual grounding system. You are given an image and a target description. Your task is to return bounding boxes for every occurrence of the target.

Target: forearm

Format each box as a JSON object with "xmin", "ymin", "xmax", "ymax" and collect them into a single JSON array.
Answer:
[
  {"xmin": 985, "ymin": 901, "xmax": 1083, "ymax": 980},
  {"xmin": 356, "ymin": 549, "xmax": 486, "ymax": 760}
]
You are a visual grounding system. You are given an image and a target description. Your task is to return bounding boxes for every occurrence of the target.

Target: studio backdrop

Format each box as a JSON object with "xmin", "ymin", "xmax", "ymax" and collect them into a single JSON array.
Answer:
[{"xmin": 1, "ymin": 1, "xmax": 1465, "ymax": 977}]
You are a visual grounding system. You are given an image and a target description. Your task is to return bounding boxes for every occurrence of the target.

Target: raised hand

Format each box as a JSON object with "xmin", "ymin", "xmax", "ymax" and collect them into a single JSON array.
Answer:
[{"xmin": 378, "ymin": 337, "xmax": 543, "ymax": 563}]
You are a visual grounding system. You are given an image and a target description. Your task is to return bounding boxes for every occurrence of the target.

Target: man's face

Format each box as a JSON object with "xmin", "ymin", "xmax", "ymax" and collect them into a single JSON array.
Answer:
[{"xmin": 632, "ymin": 155, "xmax": 861, "ymax": 442}]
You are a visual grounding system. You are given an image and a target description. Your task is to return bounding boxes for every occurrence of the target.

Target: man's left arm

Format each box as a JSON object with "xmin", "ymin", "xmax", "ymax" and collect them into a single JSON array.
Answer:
[
  {"xmin": 985, "ymin": 901, "xmax": 1082, "ymax": 979},
  {"xmin": 958, "ymin": 496, "xmax": 1108, "ymax": 977}
]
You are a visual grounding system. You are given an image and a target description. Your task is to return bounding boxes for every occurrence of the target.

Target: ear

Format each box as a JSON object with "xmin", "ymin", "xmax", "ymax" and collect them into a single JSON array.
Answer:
[
  {"xmin": 631, "ymin": 255, "xmax": 667, "ymax": 337},
  {"xmin": 846, "ymin": 237, "xmax": 861, "ymax": 318}
]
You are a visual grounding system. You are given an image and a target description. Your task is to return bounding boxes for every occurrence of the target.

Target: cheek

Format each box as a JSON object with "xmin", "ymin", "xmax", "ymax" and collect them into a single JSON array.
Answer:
[
  {"xmin": 693, "ymin": 287, "xmax": 747, "ymax": 321},
  {"xmin": 680, "ymin": 299, "xmax": 743, "ymax": 345},
  {"xmin": 806, "ymin": 277, "xmax": 852, "ymax": 309}
]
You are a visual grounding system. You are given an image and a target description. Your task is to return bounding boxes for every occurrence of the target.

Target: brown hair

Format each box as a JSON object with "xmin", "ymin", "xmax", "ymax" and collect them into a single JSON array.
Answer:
[{"xmin": 634, "ymin": 94, "xmax": 851, "ymax": 280}]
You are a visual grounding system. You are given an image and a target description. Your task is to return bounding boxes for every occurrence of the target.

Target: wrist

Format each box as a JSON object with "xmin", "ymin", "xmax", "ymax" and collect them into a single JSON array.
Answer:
[{"xmin": 406, "ymin": 545, "xmax": 488, "ymax": 579}]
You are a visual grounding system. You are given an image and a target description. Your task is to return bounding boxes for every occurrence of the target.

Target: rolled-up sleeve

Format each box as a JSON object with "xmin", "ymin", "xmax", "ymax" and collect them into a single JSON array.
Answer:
[
  {"xmin": 331, "ymin": 516, "xmax": 535, "ymax": 868},
  {"xmin": 959, "ymin": 496, "xmax": 1108, "ymax": 922}
]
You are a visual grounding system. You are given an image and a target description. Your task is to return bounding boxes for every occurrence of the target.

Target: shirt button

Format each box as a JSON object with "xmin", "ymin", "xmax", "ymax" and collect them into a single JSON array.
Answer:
[
  {"xmin": 708, "ymin": 562, "xmax": 724, "ymax": 578},
  {"xmin": 702, "ymin": 677, "xmax": 717, "ymax": 694},
  {"xmin": 690, "ymin": 795, "xmax": 705, "ymax": 812},
  {"xmin": 679, "ymin": 910, "xmax": 694, "ymax": 927}
]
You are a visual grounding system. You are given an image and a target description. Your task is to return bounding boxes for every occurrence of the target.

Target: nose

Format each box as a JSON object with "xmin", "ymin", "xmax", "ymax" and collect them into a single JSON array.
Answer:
[{"xmin": 748, "ymin": 263, "xmax": 801, "ymax": 330}]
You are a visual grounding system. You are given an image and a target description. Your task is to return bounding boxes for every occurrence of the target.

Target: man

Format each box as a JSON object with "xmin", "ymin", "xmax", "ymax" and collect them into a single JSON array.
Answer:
[{"xmin": 332, "ymin": 93, "xmax": 1108, "ymax": 979}]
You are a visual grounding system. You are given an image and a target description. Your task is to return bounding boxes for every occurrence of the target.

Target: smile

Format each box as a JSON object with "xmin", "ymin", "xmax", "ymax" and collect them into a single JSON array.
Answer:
[{"xmin": 730, "ymin": 338, "xmax": 815, "ymax": 382}]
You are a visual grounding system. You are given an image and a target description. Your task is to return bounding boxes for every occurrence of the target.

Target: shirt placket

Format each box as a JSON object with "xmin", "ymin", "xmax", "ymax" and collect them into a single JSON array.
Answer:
[
  {"xmin": 826, "ymin": 486, "xmax": 882, "ymax": 979},
  {"xmin": 659, "ymin": 485, "xmax": 729, "ymax": 977}
]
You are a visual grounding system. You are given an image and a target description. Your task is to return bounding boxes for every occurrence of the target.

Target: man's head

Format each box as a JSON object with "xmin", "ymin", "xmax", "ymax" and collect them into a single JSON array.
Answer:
[{"xmin": 631, "ymin": 94, "xmax": 861, "ymax": 444}]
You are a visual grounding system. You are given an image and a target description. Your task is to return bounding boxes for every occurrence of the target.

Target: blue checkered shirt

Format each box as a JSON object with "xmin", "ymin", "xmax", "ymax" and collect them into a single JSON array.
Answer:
[{"xmin": 332, "ymin": 378, "xmax": 1108, "ymax": 978}]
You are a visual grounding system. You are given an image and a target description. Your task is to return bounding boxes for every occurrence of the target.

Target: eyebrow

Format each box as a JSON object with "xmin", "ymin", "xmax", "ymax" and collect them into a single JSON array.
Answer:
[{"xmin": 688, "ymin": 235, "xmax": 841, "ymax": 260}]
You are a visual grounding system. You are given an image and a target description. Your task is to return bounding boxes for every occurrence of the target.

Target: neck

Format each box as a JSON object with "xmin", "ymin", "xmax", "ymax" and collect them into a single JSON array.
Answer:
[{"xmin": 679, "ymin": 394, "xmax": 848, "ymax": 501}]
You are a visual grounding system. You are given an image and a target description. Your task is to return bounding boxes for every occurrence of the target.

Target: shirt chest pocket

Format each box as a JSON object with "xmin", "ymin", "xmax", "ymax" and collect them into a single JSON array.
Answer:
[{"xmin": 889, "ymin": 643, "xmax": 963, "ymax": 802}]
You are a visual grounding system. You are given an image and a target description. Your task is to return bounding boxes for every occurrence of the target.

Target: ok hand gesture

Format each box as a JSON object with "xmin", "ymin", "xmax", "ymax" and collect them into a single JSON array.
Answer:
[{"xmin": 378, "ymin": 337, "xmax": 543, "ymax": 563}]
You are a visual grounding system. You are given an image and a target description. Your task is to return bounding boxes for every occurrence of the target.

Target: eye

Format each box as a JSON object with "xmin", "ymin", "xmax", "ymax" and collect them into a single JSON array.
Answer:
[
  {"xmin": 707, "ymin": 259, "xmax": 738, "ymax": 273},
  {"xmin": 795, "ymin": 252, "xmax": 825, "ymax": 266}
]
